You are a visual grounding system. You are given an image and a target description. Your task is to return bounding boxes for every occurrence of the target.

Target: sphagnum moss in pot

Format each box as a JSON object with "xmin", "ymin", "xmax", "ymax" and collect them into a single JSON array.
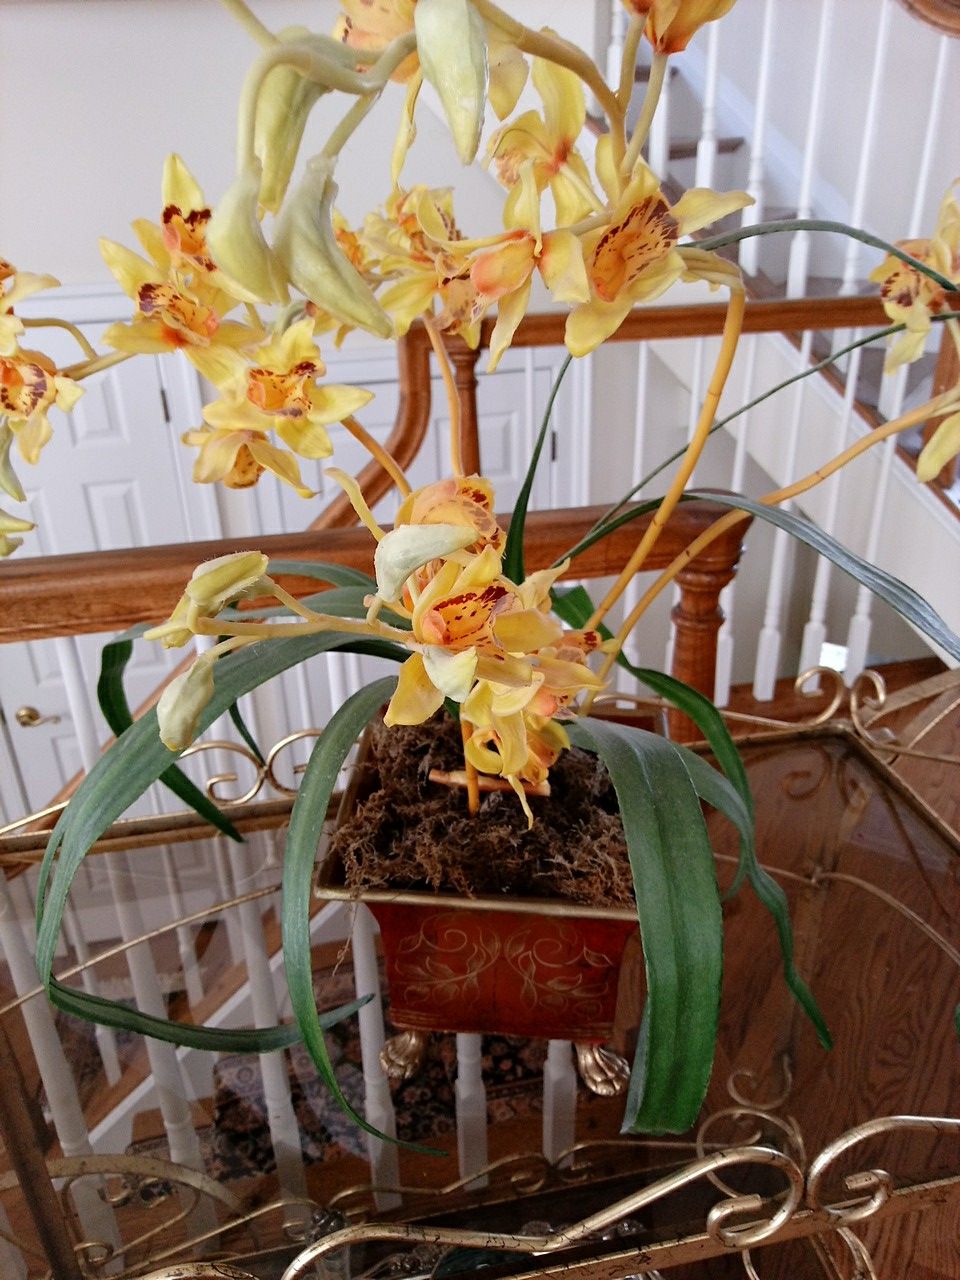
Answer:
[{"xmin": 26, "ymin": 0, "xmax": 960, "ymax": 1151}]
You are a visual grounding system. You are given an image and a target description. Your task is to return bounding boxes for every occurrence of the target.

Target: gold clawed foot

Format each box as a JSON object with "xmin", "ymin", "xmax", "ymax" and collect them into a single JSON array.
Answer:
[
  {"xmin": 379, "ymin": 1029, "xmax": 429, "ymax": 1081},
  {"xmin": 575, "ymin": 1042, "xmax": 630, "ymax": 1096}
]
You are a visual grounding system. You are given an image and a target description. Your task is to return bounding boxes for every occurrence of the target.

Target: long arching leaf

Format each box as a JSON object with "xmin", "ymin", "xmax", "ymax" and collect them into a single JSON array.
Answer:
[
  {"xmin": 687, "ymin": 491, "xmax": 960, "ymax": 663},
  {"xmin": 282, "ymin": 676, "xmax": 438, "ymax": 1152},
  {"xmin": 503, "ymin": 354, "xmax": 572, "ymax": 584},
  {"xmin": 568, "ymin": 717, "xmax": 723, "ymax": 1134},
  {"xmin": 36, "ymin": 630, "xmax": 409, "ymax": 1046},
  {"xmin": 97, "ymin": 625, "xmax": 242, "ymax": 841}
]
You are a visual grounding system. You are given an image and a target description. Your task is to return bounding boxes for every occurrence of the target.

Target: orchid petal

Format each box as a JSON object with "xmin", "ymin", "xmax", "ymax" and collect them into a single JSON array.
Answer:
[
  {"xmin": 374, "ymin": 522, "xmax": 476, "ymax": 601},
  {"xmin": 423, "ymin": 644, "xmax": 478, "ymax": 701},
  {"xmin": 493, "ymin": 608, "xmax": 564, "ymax": 652},
  {"xmin": 539, "ymin": 230, "xmax": 590, "ymax": 304},
  {"xmin": 383, "ymin": 652, "xmax": 446, "ymax": 726}
]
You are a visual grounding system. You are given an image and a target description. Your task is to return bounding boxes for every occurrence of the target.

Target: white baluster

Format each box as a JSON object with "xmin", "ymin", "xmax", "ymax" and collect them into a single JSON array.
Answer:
[
  {"xmin": 879, "ymin": 33, "xmax": 950, "ymax": 418},
  {"xmin": 455, "ymin": 1032, "xmax": 489, "ymax": 1186},
  {"xmin": 618, "ymin": 344, "xmax": 650, "ymax": 694},
  {"xmin": 60, "ymin": 903, "xmax": 121, "ymax": 1084},
  {"xmin": 0, "ymin": 1204, "xmax": 27, "ymax": 1279},
  {"xmin": 844, "ymin": 433, "xmax": 900, "ymax": 682},
  {"xmin": 0, "ymin": 873, "xmax": 120, "ymax": 1253},
  {"xmin": 233, "ymin": 840, "xmax": 308, "ymax": 1199},
  {"xmin": 752, "ymin": 333, "xmax": 814, "ymax": 699},
  {"xmin": 797, "ymin": 342, "xmax": 866, "ymax": 686},
  {"xmin": 715, "ymin": 337, "xmax": 760, "ymax": 706},
  {"xmin": 786, "ymin": 0, "xmax": 835, "ymax": 298},
  {"xmin": 647, "ymin": 54, "xmax": 672, "ymax": 178},
  {"xmin": 738, "ymin": 0, "xmax": 778, "ymax": 277},
  {"xmin": 664, "ymin": 340, "xmax": 707, "ymax": 676},
  {"xmin": 154, "ymin": 826, "xmax": 204, "ymax": 1009},
  {"xmin": 542, "ymin": 1040, "xmax": 577, "ymax": 1166},
  {"xmin": 351, "ymin": 906, "xmax": 400, "ymax": 1210},
  {"xmin": 694, "ymin": 23, "xmax": 721, "ymax": 191},
  {"xmin": 605, "ymin": 0, "xmax": 628, "ymax": 103},
  {"xmin": 839, "ymin": 1, "xmax": 892, "ymax": 298},
  {"xmin": 54, "ymin": 636, "xmax": 215, "ymax": 1232}
]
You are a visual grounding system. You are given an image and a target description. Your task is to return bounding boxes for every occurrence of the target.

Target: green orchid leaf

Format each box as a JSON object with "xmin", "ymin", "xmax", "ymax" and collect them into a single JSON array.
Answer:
[
  {"xmin": 97, "ymin": 625, "xmax": 242, "ymax": 842},
  {"xmin": 47, "ymin": 974, "xmax": 367, "ymax": 1053},
  {"xmin": 266, "ymin": 558, "xmax": 377, "ymax": 590},
  {"xmin": 688, "ymin": 491, "xmax": 960, "ymax": 663},
  {"xmin": 503, "ymin": 354, "xmax": 572, "ymax": 584},
  {"xmin": 36, "ymin": 628, "xmax": 410, "ymax": 1044},
  {"xmin": 674, "ymin": 746, "xmax": 831, "ymax": 1050},
  {"xmin": 226, "ymin": 695, "xmax": 265, "ymax": 765},
  {"xmin": 555, "ymin": 582, "xmax": 830, "ymax": 1051},
  {"xmin": 568, "ymin": 716, "xmax": 723, "ymax": 1134},
  {"xmin": 282, "ymin": 675, "xmax": 437, "ymax": 1153}
]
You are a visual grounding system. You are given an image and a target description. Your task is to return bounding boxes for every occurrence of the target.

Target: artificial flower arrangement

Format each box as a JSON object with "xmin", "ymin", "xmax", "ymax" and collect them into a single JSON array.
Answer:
[{"xmin": 7, "ymin": 0, "xmax": 960, "ymax": 1145}]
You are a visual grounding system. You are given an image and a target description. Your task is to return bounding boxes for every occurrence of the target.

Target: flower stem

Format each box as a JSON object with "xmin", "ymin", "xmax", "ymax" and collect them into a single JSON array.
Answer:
[
  {"xmin": 342, "ymin": 415, "xmax": 412, "ymax": 496},
  {"xmin": 696, "ymin": 219, "xmax": 960, "ymax": 297},
  {"xmin": 585, "ymin": 285, "xmax": 746, "ymax": 633},
  {"xmin": 321, "ymin": 93, "xmax": 378, "ymax": 162},
  {"xmin": 460, "ymin": 718, "xmax": 480, "ymax": 815},
  {"xmin": 192, "ymin": 612, "xmax": 411, "ymax": 644},
  {"xmin": 620, "ymin": 51, "xmax": 668, "ymax": 180},
  {"xmin": 470, "ymin": 0, "xmax": 626, "ymax": 167},
  {"xmin": 20, "ymin": 317, "xmax": 98, "ymax": 361},
  {"xmin": 423, "ymin": 315, "xmax": 464, "ymax": 477},
  {"xmin": 618, "ymin": 17, "xmax": 645, "ymax": 110},
  {"xmin": 596, "ymin": 388, "xmax": 960, "ymax": 676},
  {"xmin": 218, "ymin": 0, "xmax": 277, "ymax": 46},
  {"xmin": 62, "ymin": 351, "xmax": 132, "ymax": 381}
]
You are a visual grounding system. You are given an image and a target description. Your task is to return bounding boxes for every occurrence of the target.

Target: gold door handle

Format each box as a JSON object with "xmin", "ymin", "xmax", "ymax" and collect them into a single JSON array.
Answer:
[{"xmin": 15, "ymin": 706, "xmax": 61, "ymax": 728}]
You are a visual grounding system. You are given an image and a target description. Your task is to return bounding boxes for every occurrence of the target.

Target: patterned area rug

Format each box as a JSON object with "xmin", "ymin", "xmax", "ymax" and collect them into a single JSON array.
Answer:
[{"xmin": 127, "ymin": 957, "xmax": 558, "ymax": 1181}]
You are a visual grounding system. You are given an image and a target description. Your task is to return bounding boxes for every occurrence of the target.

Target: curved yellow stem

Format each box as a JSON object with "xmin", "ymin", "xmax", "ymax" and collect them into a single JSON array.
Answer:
[
  {"xmin": 342, "ymin": 414, "xmax": 411, "ymax": 496},
  {"xmin": 593, "ymin": 388, "xmax": 960, "ymax": 691},
  {"xmin": 586, "ymin": 286, "xmax": 745, "ymax": 633},
  {"xmin": 423, "ymin": 315, "xmax": 465, "ymax": 478},
  {"xmin": 461, "ymin": 718, "xmax": 481, "ymax": 815},
  {"xmin": 218, "ymin": 0, "xmax": 277, "ymax": 46},
  {"xmin": 62, "ymin": 350, "xmax": 132, "ymax": 381},
  {"xmin": 21, "ymin": 317, "xmax": 98, "ymax": 362},
  {"xmin": 471, "ymin": 0, "xmax": 626, "ymax": 167},
  {"xmin": 620, "ymin": 51, "xmax": 669, "ymax": 180},
  {"xmin": 617, "ymin": 17, "xmax": 645, "ymax": 110}
]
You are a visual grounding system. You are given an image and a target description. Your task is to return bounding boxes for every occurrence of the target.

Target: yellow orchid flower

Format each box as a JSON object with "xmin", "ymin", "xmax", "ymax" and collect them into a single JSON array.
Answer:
[
  {"xmin": 0, "ymin": 346, "xmax": 82, "ymax": 464},
  {"xmin": 487, "ymin": 55, "xmax": 597, "ymax": 227},
  {"xmin": 394, "ymin": 474, "xmax": 506, "ymax": 557},
  {"xmin": 100, "ymin": 238, "xmax": 261, "ymax": 384},
  {"xmin": 0, "ymin": 259, "xmax": 60, "ymax": 357},
  {"xmin": 0, "ymin": 504, "xmax": 34, "ymax": 557},
  {"xmin": 870, "ymin": 184, "xmax": 960, "ymax": 370},
  {"xmin": 333, "ymin": 0, "xmax": 420, "ymax": 83},
  {"xmin": 199, "ymin": 318, "xmax": 373, "ymax": 479},
  {"xmin": 471, "ymin": 163, "xmax": 590, "ymax": 369},
  {"xmin": 366, "ymin": 187, "xmax": 481, "ymax": 342},
  {"xmin": 565, "ymin": 167, "xmax": 751, "ymax": 356},
  {"xmin": 146, "ymin": 551, "xmax": 271, "ymax": 648},
  {"xmin": 623, "ymin": 0, "xmax": 739, "ymax": 53}
]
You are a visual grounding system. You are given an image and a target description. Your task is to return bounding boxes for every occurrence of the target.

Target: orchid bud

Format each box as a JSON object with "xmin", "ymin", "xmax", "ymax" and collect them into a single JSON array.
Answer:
[
  {"xmin": 207, "ymin": 163, "xmax": 290, "ymax": 304},
  {"xmin": 274, "ymin": 159, "xmax": 393, "ymax": 338},
  {"xmin": 156, "ymin": 652, "xmax": 217, "ymax": 751},
  {"xmin": 373, "ymin": 522, "xmax": 476, "ymax": 601},
  {"xmin": 0, "ymin": 424, "xmax": 25, "ymax": 503},
  {"xmin": 414, "ymin": 0, "xmax": 488, "ymax": 165},
  {"xmin": 255, "ymin": 26, "xmax": 327, "ymax": 214},
  {"xmin": 0, "ymin": 504, "xmax": 33, "ymax": 557},
  {"xmin": 185, "ymin": 551, "xmax": 271, "ymax": 613}
]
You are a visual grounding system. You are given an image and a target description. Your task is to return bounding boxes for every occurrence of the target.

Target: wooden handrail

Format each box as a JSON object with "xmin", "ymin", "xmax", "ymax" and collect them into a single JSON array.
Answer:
[
  {"xmin": 0, "ymin": 500, "xmax": 747, "ymax": 644},
  {"xmin": 895, "ymin": 0, "xmax": 960, "ymax": 36}
]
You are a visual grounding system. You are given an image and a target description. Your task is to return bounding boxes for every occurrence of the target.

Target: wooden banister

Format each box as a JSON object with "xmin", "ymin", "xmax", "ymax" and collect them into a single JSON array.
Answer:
[{"xmin": 0, "ymin": 500, "xmax": 749, "ymax": 650}]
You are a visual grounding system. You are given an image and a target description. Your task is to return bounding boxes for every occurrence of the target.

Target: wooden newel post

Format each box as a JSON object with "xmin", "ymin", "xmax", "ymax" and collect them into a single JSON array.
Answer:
[
  {"xmin": 0, "ymin": 1016, "xmax": 84, "ymax": 1280},
  {"xmin": 668, "ymin": 517, "xmax": 749, "ymax": 743},
  {"xmin": 446, "ymin": 337, "xmax": 483, "ymax": 476}
]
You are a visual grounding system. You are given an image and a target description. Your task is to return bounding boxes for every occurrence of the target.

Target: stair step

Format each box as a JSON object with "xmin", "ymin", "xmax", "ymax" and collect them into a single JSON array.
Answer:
[{"xmin": 667, "ymin": 135, "xmax": 745, "ymax": 161}]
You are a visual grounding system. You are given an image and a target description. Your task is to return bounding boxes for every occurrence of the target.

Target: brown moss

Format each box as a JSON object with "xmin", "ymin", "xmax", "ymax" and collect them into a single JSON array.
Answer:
[{"xmin": 330, "ymin": 715, "xmax": 633, "ymax": 907}]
